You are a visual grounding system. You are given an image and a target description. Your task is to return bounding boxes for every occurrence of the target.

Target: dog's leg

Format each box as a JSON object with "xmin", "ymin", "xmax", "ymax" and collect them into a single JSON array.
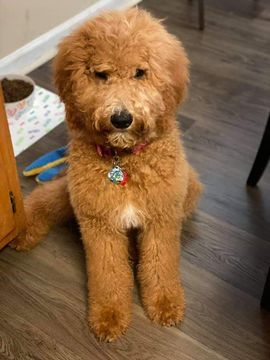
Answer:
[
  {"xmin": 183, "ymin": 167, "xmax": 203, "ymax": 220},
  {"xmin": 80, "ymin": 223, "xmax": 133, "ymax": 342},
  {"xmin": 10, "ymin": 176, "xmax": 73, "ymax": 251},
  {"xmin": 138, "ymin": 222, "xmax": 185, "ymax": 326}
]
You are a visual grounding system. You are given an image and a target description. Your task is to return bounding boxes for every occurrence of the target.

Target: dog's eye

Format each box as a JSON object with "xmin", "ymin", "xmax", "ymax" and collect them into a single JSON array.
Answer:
[
  {"xmin": 95, "ymin": 71, "xmax": 108, "ymax": 80},
  {"xmin": 134, "ymin": 69, "xmax": 146, "ymax": 79}
]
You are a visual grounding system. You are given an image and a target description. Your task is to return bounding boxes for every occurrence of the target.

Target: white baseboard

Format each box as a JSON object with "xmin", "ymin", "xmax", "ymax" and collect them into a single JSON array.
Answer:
[{"xmin": 0, "ymin": 0, "xmax": 141, "ymax": 76}]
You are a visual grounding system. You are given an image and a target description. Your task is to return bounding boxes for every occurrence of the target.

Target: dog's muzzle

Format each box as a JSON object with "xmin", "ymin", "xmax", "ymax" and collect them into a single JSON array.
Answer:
[{"xmin": 111, "ymin": 110, "xmax": 133, "ymax": 129}]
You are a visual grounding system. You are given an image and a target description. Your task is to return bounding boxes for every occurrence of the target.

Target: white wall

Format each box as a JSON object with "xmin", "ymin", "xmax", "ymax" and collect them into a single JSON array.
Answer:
[
  {"xmin": 0, "ymin": 0, "xmax": 141, "ymax": 75},
  {"xmin": 0, "ymin": 0, "xmax": 99, "ymax": 58}
]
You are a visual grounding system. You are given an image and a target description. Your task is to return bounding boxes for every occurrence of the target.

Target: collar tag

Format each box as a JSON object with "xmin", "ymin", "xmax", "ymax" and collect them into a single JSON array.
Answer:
[
  {"xmin": 96, "ymin": 143, "xmax": 147, "ymax": 186},
  {"xmin": 108, "ymin": 165, "xmax": 128, "ymax": 186}
]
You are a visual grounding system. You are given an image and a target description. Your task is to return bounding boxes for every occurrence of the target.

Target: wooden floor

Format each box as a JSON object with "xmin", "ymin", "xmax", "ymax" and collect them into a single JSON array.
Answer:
[{"xmin": 1, "ymin": 0, "xmax": 270, "ymax": 359}]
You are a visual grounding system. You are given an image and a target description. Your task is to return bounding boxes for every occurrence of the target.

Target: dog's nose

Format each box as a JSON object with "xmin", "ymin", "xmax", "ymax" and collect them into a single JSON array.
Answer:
[{"xmin": 111, "ymin": 110, "xmax": 133, "ymax": 129}]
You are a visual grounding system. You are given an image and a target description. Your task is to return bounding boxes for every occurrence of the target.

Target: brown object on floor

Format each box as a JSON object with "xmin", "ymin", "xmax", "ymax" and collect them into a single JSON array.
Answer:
[
  {"xmin": 11, "ymin": 8, "xmax": 203, "ymax": 342},
  {"xmin": 1, "ymin": 78, "xmax": 34, "ymax": 103},
  {"xmin": 0, "ymin": 87, "xmax": 25, "ymax": 249},
  {"xmin": 0, "ymin": 0, "xmax": 270, "ymax": 358}
]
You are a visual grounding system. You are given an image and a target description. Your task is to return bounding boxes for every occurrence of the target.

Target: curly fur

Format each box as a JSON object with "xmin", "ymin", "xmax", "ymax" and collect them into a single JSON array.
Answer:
[{"xmin": 11, "ymin": 8, "xmax": 202, "ymax": 342}]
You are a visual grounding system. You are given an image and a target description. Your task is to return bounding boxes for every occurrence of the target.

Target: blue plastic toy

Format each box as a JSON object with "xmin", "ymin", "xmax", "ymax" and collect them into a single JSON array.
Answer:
[{"xmin": 23, "ymin": 146, "xmax": 68, "ymax": 183}]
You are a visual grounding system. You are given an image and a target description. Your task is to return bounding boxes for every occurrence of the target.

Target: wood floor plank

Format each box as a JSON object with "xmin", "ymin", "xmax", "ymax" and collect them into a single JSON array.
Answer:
[
  {"xmin": 182, "ymin": 210, "xmax": 270, "ymax": 298},
  {"xmin": 1, "ymin": 231, "xmax": 269, "ymax": 360},
  {"xmin": 0, "ymin": 312, "xmax": 84, "ymax": 360},
  {"xmin": 181, "ymin": 259, "xmax": 270, "ymax": 360},
  {"xmin": 0, "ymin": 241, "xmax": 229, "ymax": 360}
]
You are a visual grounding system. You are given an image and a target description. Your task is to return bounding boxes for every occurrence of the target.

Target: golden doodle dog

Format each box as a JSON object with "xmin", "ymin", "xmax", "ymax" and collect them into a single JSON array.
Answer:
[{"xmin": 12, "ymin": 8, "xmax": 202, "ymax": 341}]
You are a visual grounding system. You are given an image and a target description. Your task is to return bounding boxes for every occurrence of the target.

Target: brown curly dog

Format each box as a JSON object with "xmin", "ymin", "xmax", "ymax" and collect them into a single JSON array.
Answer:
[{"xmin": 11, "ymin": 8, "xmax": 202, "ymax": 342}]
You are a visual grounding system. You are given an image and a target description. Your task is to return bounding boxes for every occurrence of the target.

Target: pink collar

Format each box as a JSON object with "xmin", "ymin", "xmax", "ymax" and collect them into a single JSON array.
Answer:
[{"xmin": 96, "ymin": 143, "xmax": 147, "ymax": 158}]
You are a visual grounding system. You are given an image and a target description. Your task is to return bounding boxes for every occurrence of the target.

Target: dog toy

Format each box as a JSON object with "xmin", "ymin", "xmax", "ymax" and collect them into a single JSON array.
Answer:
[{"xmin": 23, "ymin": 146, "xmax": 68, "ymax": 183}]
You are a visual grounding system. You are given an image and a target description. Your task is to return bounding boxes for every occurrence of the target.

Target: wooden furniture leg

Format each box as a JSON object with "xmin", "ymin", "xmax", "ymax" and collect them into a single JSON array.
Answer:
[
  {"xmin": 261, "ymin": 267, "xmax": 270, "ymax": 310},
  {"xmin": 198, "ymin": 0, "xmax": 205, "ymax": 30},
  {"xmin": 0, "ymin": 87, "xmax": 25, "ymax": 249}
]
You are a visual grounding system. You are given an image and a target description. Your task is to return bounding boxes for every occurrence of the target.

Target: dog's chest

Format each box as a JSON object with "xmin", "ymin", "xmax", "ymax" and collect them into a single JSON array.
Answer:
[{"xmin": 120, "ymin": 204, "xmax": 141, "ymax": 229}]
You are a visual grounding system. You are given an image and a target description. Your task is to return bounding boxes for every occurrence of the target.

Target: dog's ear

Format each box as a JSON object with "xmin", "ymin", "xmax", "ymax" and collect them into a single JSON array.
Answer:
[
  {"xmin": 158, "ymin": 36, "xmax": 189, "ymax": 111},
  {"xmin": 151, "ymin": 32, "xmax": 189, "ymax": 112},
  {"xmin": 53, "ymin": 32, "xmax": 90, "ymax": 130},
  {"xmin": 167, "ymin": 40, "xmax": 190, "ymax": 106},
  {"xmin": 53, "ymin": 35, "xmax": 75, "ymax": 104},
  {"xmin": 149, "ymin": 28, "xmax": 189, "ymax": 112},
  {"xmin": 54, "ymin": 32, "xmax": 90, "ymax": 100}
]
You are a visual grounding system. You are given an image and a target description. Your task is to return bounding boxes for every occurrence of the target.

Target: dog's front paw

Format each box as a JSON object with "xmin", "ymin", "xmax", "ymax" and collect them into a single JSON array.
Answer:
[
  {"xmin": 144, "ymin": 287, "xmax": 185, "ymax": 326},
  {"xmin": 89, "ymin": 304, "xmax": 131, "ymax": 342}
]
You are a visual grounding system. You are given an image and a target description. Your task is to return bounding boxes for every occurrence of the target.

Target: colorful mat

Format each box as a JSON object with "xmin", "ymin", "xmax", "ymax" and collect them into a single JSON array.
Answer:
[{"xmin": 7, "ymin": 86, "xmax": 65, "ymax": 156}]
